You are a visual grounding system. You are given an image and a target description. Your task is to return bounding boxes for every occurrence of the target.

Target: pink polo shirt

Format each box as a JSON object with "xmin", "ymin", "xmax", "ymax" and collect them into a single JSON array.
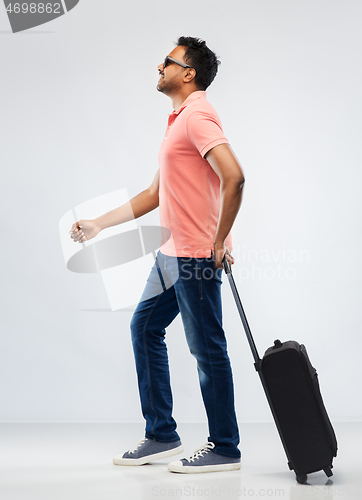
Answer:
[{"xmin": 158, "ymin": 90, "xmax": 232, "ymax": 258}]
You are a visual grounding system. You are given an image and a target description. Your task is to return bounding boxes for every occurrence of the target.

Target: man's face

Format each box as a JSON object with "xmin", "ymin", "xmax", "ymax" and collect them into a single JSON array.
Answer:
[{"xmin": 157, "ymin": 46, "xmax": 188, "ymax": 95}]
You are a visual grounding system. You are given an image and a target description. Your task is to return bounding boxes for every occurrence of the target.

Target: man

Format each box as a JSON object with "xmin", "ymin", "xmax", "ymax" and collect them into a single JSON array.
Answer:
[{"xmin": 69, "ymin": 37, "xmax": 245, "ymax": 473}]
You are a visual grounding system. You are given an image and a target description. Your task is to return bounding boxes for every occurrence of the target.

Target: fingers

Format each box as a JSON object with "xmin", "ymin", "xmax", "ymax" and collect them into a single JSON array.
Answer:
[
  {"xmin": 69, "ymin": 223, "xmax": 86, "ymax": 244},
  {"xmin": 69, "ymin": 222, "xmax": 79, "ymax": 233},
  {"xmin": 72, "ymin": 230, "xmax": 85, "ymax": 243},
  {"xmin": 213, "ymin": 243, "xmax": 234, "ymax": 269},
  {"xmin": 218, "ymin": 251, "xmax": 234, "ymax": 270},
  {"xmin": 223, "ymin": 247, "xmax": 234, "ymax": 266}
]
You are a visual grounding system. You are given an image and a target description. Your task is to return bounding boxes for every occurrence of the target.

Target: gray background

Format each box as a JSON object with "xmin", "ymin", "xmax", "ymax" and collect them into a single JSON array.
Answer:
[{"xmin": 0, "ymin": 0, "xmax": 361, "ymax": 424}]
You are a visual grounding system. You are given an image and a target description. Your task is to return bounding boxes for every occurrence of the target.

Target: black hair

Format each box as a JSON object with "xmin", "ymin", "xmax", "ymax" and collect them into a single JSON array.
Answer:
[{"xmin": 176, "ymin": 36, "xmax": 220, "ymax": 90}]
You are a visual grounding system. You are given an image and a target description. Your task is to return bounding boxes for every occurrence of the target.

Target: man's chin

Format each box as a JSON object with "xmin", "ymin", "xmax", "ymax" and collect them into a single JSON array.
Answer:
[{"xmin": 156, "ymin": 84, "xmax": 166, "ymax": 94}]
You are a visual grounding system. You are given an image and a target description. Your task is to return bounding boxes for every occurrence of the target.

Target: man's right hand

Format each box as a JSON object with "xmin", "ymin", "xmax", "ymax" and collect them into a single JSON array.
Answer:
[{"xmin": 69, "ymin": 220, "xmax": 101, "ymax": 244}]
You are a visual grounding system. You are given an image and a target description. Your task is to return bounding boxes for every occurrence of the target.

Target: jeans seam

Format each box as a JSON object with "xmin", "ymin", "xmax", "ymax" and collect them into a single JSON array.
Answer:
[
  {"xmin": 155, "ymin": 257, "xmax": 167, "ymax": 292},
  {"xmin": 142, "ymin": 293, "xmax": 163, "ymax": 436}
]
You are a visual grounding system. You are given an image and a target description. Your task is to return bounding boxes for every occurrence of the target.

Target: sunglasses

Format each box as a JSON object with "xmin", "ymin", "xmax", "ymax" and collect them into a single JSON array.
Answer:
[{"xmin": 163, "ymin": 55, "xmax": 192, "ymax": 69}]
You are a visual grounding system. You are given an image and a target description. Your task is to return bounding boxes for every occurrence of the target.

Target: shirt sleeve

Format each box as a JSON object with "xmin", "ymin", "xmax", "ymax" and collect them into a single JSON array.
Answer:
[{"xmin": 186, "ymin": 111, "xmax": 229, "ymax": 158}]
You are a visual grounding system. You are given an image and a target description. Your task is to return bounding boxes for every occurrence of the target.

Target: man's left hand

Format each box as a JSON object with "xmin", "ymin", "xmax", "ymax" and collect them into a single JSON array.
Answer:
[{"xmin": 213, "ymin": 241, "xmax": 235, "ymax": 269}]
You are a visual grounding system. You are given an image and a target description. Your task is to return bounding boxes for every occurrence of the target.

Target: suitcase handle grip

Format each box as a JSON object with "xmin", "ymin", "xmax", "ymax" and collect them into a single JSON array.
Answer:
[{"xmin": 222, "ymin": 256, "xmax": 231, "ymax": 274}]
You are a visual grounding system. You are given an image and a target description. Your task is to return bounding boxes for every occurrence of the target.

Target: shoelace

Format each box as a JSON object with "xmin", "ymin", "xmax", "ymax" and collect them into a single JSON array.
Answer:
[
  {"xmin": 184, "ymin": 441, "xmax": 215, "ymax": 463},
  {"xmin": 128, "ymin": 437, "xmax": 148, "ymax": 454}
]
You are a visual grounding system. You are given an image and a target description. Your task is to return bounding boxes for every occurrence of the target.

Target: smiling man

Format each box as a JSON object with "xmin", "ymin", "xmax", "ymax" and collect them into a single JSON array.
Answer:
[{"xmin": 70, "ymin": 36, "xmax": 245, "ymax": 473}]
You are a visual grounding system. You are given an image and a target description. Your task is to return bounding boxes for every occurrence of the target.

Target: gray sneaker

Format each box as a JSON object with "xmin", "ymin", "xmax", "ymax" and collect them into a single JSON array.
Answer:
[
  {"xmin": 167, "ymin": 441, "xmax": 241, "ymax": 473},
  {"xmin": 113, "ymin": 437, "xmax": 184, "ymax": 466}
]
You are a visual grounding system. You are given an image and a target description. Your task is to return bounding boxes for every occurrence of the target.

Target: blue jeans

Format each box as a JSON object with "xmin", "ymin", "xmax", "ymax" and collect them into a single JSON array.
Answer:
[{"xmin": 130, "ymin": 251, "xmax": 240, "ymax": 458}]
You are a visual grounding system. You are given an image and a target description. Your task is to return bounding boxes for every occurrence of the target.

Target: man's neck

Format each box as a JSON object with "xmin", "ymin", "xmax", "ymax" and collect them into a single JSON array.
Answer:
[{"xmin": 171, "ymin": 88, "xmax": 200, "ymax": 112}]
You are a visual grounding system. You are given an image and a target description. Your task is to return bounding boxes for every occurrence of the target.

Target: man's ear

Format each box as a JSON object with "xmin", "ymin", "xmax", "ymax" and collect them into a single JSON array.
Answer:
[{"xmin": 183, "ymin": 68, "xmax": 197, "ymax": 83}]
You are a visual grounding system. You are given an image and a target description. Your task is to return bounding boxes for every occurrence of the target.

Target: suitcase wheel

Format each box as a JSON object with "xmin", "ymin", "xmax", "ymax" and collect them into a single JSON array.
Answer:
[{"xmin": 296, "ymin": 473, "xmax": 308, "ymax": 484}]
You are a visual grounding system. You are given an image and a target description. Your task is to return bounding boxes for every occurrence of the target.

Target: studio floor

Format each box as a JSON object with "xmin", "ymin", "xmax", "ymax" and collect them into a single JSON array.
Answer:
[{"xmin": 0, "ymin": 421, "xmax": 360, "ymax": 500}]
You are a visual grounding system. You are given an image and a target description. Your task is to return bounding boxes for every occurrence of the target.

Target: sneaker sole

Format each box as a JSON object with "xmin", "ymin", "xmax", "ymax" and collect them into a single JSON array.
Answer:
[
  {"xmin": 113, "ymin": 444, "xmax": 184, "ymax": 466},
  {"xmin": 167, "ymin": 461, "xmax": 241, "ymax": 474}
]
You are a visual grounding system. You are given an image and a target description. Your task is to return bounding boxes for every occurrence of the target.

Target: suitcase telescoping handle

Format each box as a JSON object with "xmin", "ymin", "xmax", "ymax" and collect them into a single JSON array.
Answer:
[
  {"xmin": 223, "ymin": 257, "xmax": 295, "ymax": 472},
  {"xmin": 222, "ymin": 257, "xmax": 262, "ymax": 370}
]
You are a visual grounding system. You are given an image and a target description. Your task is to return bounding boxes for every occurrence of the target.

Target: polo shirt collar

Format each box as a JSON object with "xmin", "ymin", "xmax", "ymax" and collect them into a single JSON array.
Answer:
[{"xmin": 172, "ymin": 90, "xmax": 206, "ymax": 115}]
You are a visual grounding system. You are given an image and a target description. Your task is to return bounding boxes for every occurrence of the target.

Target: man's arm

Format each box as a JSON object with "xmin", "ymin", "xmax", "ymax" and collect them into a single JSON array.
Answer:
[
  {"xmin": 69, "ymin": 169, "xmax": 160, "ymax": 243},
  {"xmin": 204, "ymin": 144, "xmax": 245, "ymax": 268},
  {"xmin": 96, "ymin": 168, "xmax": 160, "ymax": 230}
]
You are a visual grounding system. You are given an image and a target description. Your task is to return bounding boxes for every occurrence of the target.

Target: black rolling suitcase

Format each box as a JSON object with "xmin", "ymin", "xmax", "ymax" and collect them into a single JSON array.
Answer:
[{"xmin": 223, "ymin": 258, "xmax": 337, "ymax": 483}]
